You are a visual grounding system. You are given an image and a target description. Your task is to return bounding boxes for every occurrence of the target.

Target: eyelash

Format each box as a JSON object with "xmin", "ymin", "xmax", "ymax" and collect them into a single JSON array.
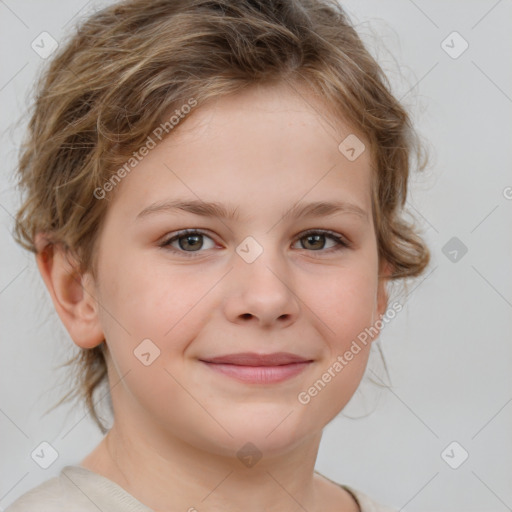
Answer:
[{"xmin": 159, "ymin": 229, "xmax": 351, "ymax": 258}]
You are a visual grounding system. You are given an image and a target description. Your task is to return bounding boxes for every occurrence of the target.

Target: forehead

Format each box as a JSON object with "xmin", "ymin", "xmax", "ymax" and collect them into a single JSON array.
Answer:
[{"xmin": 107, "ymin": 83, "xmax": 374, "ymax": 223}]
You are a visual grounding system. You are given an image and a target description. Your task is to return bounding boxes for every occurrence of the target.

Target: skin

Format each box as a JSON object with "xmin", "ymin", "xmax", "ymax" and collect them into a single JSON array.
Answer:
[{"xmin": 36, "ymin": 82, "xmax": 391, "ymax": 512}]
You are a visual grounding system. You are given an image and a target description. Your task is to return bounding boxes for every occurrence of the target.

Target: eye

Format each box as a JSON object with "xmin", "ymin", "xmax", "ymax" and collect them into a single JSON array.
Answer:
[
  {"xmin": 292, "ymin": 229, "xmax": 351, "ymax": 253},
  {"xmin": 160, "ymin": 229, "xmax": 216, "ymax": 256},
  {"xmin": 159, "ymin": 228, "xmax": 351, "ymax": 258}
]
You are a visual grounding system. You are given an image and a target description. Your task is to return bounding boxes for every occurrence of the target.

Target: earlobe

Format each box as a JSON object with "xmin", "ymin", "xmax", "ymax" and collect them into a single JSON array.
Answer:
[{"xmin": 34, "ymin": 234, "xmax": 105, "ymax": 349}]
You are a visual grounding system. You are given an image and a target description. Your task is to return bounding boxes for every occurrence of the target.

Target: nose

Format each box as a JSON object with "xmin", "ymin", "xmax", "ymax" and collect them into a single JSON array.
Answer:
[{"xmin": 223, "ymin": 246, "xmax": 300, "ymax": 328}]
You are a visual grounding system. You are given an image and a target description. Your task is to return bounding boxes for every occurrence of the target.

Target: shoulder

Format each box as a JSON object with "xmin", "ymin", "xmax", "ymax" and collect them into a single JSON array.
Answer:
[
  {"xmin": 314, "ymin": 470, "xmax": 397, "ymax": 512},
  {"xmin": 341, "ymin": 484, "xmax": 399, "ymax": 512},
  {"xmin": 3, "ymin": 465, "xmax": 151, "ymax": 512},
  {"xmin": 4, "ymin": 472, "xmax": 71, "ymax": 512}
]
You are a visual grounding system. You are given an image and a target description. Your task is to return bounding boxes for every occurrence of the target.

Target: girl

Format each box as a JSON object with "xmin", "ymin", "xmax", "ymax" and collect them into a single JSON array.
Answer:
[{"xmin": 7, "ymin": 0, "xmax": 430, "ymax": 510}]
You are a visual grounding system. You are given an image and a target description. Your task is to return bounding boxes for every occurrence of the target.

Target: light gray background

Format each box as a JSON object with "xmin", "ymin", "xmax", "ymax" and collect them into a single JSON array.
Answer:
[{"xmin": 1, "ymin": 1, "xmax": 511, "ymax": 511}]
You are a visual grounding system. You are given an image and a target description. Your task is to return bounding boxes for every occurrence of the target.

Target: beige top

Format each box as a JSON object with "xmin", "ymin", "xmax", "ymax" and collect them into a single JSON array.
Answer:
[{"xmin": 5, "ymin": 465, "xmax": 398, "ymax": 512}]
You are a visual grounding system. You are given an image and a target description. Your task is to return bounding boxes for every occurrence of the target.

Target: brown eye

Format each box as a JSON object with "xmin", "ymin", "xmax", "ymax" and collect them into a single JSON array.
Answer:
[
  {"xmin": 160, "ymin": 228, "xmax": 351, "ymax": 259},
  {"xmin": 177, "ymin": 233, "xmax": 203, "ymax": 251},
  {"xmin": 161, "ymin": 230, "xmax": 216, "ymax": 256},
  {"xmin": 293, "ymin": 230, "xmax": 350, "ymax": 253},
  {"xmin": 300, "ymin": 233, "xmax": 327, "ymax": 250}
]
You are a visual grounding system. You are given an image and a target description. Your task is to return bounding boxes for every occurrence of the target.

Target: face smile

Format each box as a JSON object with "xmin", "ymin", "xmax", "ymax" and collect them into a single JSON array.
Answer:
[
  {"xmin": 199, "ymin": 352, "xmax": 315, "ymax": 384},
  {"xmin": 86, "ymin": 81, "xmax": 389, "ymax": 457}
]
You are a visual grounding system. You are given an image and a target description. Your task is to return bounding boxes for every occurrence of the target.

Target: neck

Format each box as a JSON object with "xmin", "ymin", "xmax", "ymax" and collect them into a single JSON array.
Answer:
[{"xmin": 80, "ymin": 419, "xmax": 355, "ymax": 512}]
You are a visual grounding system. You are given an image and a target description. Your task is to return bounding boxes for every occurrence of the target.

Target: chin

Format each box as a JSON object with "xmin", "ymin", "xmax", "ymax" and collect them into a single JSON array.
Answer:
[{"xmin": 198, "ymin": 415, "xmax": 318, "ymax": 462}]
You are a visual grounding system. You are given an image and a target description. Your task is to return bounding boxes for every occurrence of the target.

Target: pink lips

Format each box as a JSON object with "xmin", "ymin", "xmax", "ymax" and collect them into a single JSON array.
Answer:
[{"xmin": 199, "ymin": 352, "xmax": 313, "ymax": 384}]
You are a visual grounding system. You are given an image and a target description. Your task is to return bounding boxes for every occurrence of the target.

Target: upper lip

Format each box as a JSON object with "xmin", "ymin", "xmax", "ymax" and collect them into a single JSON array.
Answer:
[{"xmin": 200, "ymin": 352, "xmax": 313, "ymax": 366}]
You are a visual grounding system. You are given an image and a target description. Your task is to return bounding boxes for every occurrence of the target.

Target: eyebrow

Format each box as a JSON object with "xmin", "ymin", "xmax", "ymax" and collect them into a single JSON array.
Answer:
[{"xmin": 136, "ymin": 199, "xmax": 369, "ymax": 222}]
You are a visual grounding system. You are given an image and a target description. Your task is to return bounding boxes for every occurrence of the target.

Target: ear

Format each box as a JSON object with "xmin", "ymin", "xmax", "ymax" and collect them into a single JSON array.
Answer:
[
  {"xmin": 371, "ymin": 259, "xmax": 393, "ymax": 341},
  {"xmin": 376, "ymin": 259, "xmax": 392, "ymax": 318},
  {"xmin": 34, "ymin": 233, "xmax": 105, "ymax": 349}
]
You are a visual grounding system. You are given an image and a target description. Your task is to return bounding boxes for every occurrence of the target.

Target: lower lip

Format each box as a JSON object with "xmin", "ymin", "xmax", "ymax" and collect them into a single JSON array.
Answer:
[{"xmin": 201, "ymin": 361, "xmax": 311, "ymax": 384}]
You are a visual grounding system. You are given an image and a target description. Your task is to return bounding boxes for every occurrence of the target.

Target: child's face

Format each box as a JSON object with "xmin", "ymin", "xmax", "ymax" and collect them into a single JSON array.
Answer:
[{"xmin": 87, "ymin": 83, "xmax": 388, "ymax": 456}]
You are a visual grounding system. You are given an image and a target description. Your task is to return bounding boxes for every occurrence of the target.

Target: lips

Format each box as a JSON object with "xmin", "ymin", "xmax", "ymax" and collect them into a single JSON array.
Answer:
[
  {"xmin": 200, "ymin": 352, "xmax": 312, "ymax": 366},
  {"xmin": 199, "ymin": 352, "xmax": 313, "ymax": 384}
]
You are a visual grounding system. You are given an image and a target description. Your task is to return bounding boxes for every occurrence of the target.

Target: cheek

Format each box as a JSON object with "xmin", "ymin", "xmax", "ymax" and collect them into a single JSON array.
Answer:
[
  {"xmin": 302, "ymin": 261, "xmax": 379, "ymax": 349},
  {"xmin": 292, "ymin": 261, "xmax": 378, "ymax": 420},
  {"xmin": 98, "ymin": 248, "xmax": 194, "ymax": 327},
  {"xmin": 332, "ymin": 284, "xmax": 377, "ymax": 352},
  {"xmin": 95, "ymin": 251, "xmax": 215, "ymax": 369},
  {"xmin": 294, "ymin": 292, "xmax": 376, "ymax": 431}
]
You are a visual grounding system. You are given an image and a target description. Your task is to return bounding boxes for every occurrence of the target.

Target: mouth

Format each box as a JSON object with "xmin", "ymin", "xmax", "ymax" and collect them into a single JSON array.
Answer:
[{"xmin": 198, "ymin": 352, "xmax": 314, "ymax": 384}]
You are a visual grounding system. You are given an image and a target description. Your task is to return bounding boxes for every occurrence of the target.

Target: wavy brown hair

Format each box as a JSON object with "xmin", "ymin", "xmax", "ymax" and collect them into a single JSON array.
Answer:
[{"xmin": 13, "ymin": 0, "xmax": 430, "ymax": 433}]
